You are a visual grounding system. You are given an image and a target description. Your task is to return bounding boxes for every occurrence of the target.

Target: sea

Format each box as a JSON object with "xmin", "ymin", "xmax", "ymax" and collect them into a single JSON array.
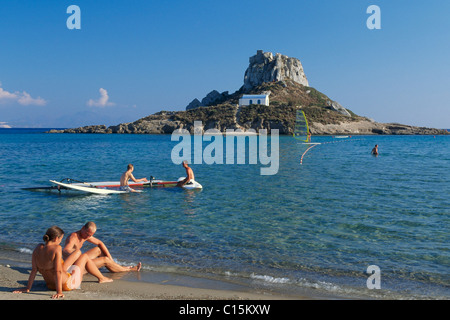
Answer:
[{"xmin": 0, "ymin": 128, "xmax": 448, "ymax": 299}]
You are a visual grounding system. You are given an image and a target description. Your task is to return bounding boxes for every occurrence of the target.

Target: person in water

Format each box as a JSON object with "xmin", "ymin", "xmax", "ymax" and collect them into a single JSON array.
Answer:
[
  {"xmin": 13, "ymin": 226, "xmax": 112, "ymax": 299},
  {"xmin": 119, "ymin": 163, "xmax": 148, "ymax": 192},
  {"xmin": 63, "ymin": 222, "xmax": 141, "ymax": 273},
  {"xmin": 371, "ymin": 144, "xmax": 379, "ymax": 155},
  {"xmin": 177, "ymin": 161, "xmax": 195, "ymax": 187}
]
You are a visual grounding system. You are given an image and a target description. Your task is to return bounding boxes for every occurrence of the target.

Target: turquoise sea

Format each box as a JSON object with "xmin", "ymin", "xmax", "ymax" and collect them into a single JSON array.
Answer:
[{"xmin": 0, "ymin": 128, "xmax": 448, "ymax": 299}]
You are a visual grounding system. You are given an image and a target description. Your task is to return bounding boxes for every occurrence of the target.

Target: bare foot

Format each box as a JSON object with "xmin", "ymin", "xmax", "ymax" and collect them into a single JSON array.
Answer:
[
  {"xmin": 99, "ymin": 277, "xmax": 113, "ymax": 284},
  {"xmin": 128, "ymin": 262, "xmax": 141, "ymax": 272}
]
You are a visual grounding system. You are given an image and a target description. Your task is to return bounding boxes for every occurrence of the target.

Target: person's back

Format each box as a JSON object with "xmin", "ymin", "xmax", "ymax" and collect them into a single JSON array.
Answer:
[
  {"xmin": 120, "ymin": 164, "xmax": 134, "ymax": 186},
  {"xmin": 120, "ymin": 170, "xmax": 131, "ymax": 186},
  {"xmin": 371, "ymin": 144, "xmax": 379, "ymax": 155},
  {"xmin": 34, "ymin": 243, "xmax": 60, "ymax": 286},
  {"xmin": 119, "ymin": 164, "xmax": 148, "ymax": 192},
  {"xmin": 177, "ymin": 161, "xmax": 195, "ymax": 187},
  {"xmin": 186, "ymin": 165, "xmax": 194, "ymax": 181}
]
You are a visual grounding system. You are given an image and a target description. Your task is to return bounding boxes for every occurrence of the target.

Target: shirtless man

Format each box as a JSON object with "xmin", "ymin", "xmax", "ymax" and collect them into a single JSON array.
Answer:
[
  {"xmin": 63, "ymin": 222, "xmax": 141, "ymax": 273},
  {"xmin": 177, "ymin": 161, "xmax": 195, "ymax": 187},
  {"xmin": 371, "ymin": 144, "xmax": 379, "ymax": 155},
  {"xmin": 120, "ymin": 164, "xmax": 148, "ymax": 192},
  {"xmin": 14, "ymin": 226, "xmax": 112, "ymax": 299}
]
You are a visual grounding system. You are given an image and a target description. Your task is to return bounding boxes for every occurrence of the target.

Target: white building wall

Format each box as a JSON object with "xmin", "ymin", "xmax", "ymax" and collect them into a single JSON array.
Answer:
[{"xmin": 238, "ymin": 94, "xmax": 269, "ymax": 106}]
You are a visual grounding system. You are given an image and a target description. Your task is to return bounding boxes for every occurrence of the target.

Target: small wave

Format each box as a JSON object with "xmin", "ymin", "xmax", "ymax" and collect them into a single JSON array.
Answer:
[
  {"xmin": 300, "ymin": 279, "xmax": 341, "ymax": 292},
  {"xmin": 17, "ymin": 248, "xmax": 33, "ymax": 254},
  {"xmin": 224, "ymin": 271, "xmax": 238, "ymax": 277},
  {"xmin": 248, "ymin": 272, "xmax": 351, "ymax": 295},
  {"xmin": 250, "ymin": 273, "xmax": 290, "ymax": 284}
]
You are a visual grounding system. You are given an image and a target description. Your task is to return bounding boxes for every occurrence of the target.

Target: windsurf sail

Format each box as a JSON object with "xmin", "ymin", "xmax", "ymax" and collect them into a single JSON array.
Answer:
[
  {"xmin": 293, "ymin": 109, "xmax": 319, "ymax": 164},
  {"xmin": 293, "ymin": 109, "xmax": 310, "ymax": 142}
]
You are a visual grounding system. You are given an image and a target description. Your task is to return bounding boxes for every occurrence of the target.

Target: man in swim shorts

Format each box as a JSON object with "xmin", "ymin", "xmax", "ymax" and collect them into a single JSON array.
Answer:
[
  {"xmin": 63, "ymin": 222, "xmax": 141, "ymax": 273},
  {"xmin": 120, "ymin": 163, "xmax": 148, "ymax": 192}
]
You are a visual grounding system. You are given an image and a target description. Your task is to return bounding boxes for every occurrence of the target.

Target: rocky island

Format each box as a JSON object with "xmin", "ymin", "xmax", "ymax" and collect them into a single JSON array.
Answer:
[{"xmin": 49, "ymin": 50, "xmax": 448, "ymax": 136}]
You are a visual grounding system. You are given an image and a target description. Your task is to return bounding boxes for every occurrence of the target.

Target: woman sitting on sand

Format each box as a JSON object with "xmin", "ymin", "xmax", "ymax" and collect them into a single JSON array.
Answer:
[{"xmin": 13, "ymin": 226, "xmax": 112, "ymax": 299}]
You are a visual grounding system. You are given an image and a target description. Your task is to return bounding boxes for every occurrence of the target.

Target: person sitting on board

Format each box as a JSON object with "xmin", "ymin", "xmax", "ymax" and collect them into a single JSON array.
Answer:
[
  {"xmin": 371, "ymin": 144, "xmax": 379, "ymax": 155},
  {"xmin": 119, "ymin": 163, "xmax": 148, "ymax": 192},
  {"xmin": 177, "ymin": 160, "xmax": 195, "ymax": 187},
  {"xmin": 63, "ymin": 222, "xmax": 142, "ymax": 273},
  {"xmin": 13, "ymin": 226, "xmax": 113, "ymax": 299}
]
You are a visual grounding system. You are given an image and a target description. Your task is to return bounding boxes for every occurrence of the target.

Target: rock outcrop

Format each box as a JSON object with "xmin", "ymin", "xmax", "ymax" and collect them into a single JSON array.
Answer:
[
  {"xmin": 50, "ymin": 119, "xmax": 181, "ymax": 134},
  {"xmin": 243, "ymin": 50, "xmax": 309, "ymax": 90},
  {"xmin": 309, "ymin": 120, "xmax": 447, "ymax": 135},
  {"xmin": 186, "ymin": 50, "xmax": 310, "ymax": 111},
  {"xmin": 327, "ymin": 100, "xmax": 352, "ymax": 117},
  {"xmin": 186, "ymin": 90, "xmax": 230, "ymax": 110},
  {"xmin": 185, "ymin": 98, "xmax": 201, "ymax": 110}
]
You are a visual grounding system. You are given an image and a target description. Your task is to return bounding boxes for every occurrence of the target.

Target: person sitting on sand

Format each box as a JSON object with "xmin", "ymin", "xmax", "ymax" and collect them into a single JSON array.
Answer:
[
  {"xmin": 13, "ymin": 226, "xmax": 113, "ymax": 299},
  {"xmin": 63, "ymin": 222, "xmax": 141, "ymax": 273},
  {"xmin": 371, "ymin": 144, "xmax": 379, "ymax": 155},
  {"xmin": 120, "ymin": 164, "xmax": 148, "ymax": 192},
  {"xmin": 177, "ymin": 161, "xmax": 195, "ymax": 187}
]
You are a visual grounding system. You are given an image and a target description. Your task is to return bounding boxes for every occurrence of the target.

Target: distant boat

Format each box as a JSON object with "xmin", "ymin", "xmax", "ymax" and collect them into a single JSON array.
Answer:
[{"xmin": 334, "ymin": 135, "xmax": 349, "ymax": 138}]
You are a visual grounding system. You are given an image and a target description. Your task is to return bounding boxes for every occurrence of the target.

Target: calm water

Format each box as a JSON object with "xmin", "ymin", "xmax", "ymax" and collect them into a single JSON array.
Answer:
[{"xmin": 0, "ymin": 129, "xmax": 448, "ymax": 299}]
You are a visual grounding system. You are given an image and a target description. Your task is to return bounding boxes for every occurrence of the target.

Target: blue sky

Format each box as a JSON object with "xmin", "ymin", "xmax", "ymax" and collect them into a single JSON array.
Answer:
[{"xmin": 0, "ymin": 0, "xmax": 449, "ymax": 128}]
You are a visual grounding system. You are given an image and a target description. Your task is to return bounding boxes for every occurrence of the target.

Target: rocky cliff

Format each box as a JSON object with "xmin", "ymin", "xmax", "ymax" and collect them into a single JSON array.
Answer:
[
  {"xmin": 243, "ymin": 50, "xmax": 309, "ymax": 90},
  {"xmin": 186, "ymin": 50, "xmax": 309, "ymax": 110},
  {"xmin": 49, "ymin": 51, "xmax": 448, "ymax": 136}
]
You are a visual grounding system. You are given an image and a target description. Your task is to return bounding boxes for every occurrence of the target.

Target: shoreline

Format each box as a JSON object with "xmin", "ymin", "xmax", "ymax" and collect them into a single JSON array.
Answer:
[
  {"xmin": 2, "ymin": 127, "xmax": 449, "ymax": 136},
  {"xmin": 0, "ymin": 256, "xmax": 313, "ymax": 300}
]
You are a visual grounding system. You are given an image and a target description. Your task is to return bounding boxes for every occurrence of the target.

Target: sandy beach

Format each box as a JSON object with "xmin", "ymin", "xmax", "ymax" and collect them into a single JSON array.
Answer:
[{"xmin": 0, "ymin": 263, "xmax": 306, "ymax": 301}]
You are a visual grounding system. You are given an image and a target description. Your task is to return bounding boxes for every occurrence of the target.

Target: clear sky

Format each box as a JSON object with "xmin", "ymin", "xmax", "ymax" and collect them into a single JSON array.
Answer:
[{"xmin": 0, "ymin": 0, "xmax": 449, "ymax": 128}]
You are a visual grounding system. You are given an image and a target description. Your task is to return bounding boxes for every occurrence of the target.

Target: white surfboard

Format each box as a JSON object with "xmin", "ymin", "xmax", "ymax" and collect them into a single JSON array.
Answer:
[
  {"xmin": 49, "ymin": 180, "xmax": 129, "ymax": 195},
  {"xmin": 177, "ymin": 177, "xmax": 203, "ymax": 189}
]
